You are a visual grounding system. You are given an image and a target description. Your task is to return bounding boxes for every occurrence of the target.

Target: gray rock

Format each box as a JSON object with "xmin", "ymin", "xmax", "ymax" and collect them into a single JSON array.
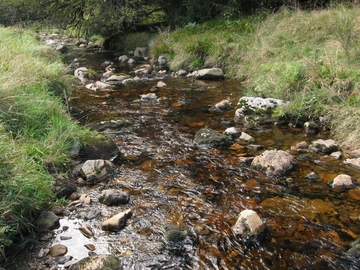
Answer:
[
  {"xmin": 251, "ymin": 150, "xmax": 294, "ymax": 177},
  {"xmin": 119, "ymin": 55, "xmax": 129, "ymax": 63},
  {"xmin": 140, "ymin": 93, "xmax": 157, "ymax": 101},
  {"xmin": 37, "ymin": 211, "xmax": 60, "ymax": 232},
  {"xmin": 332, "ymin": 174, "xmax": 353, "ymax": 188},
  {"xmin": 98, "ymin": 189, "xmax": 130, "ymax": 206},
  {"xmin": 194, "ymin": 128, "xmax": 232, "ymax": 148},
  {"xmin": 239, "ymin": 132, "xmax": 254, "ymax": 142},
  {"xmin": 158, "ymin": 55, "xmax": 167, "ymax": 66},
  {"xmin": 55, "ymin": 44, "xmax": 68, "ymax": 54},
  {"xmin": 344, "ymin": 157, "xmax": 360, "ymax": 170},
  {"xmin": 101, "ymin": 209, "xmax": 133, "ymax": 231},
  {"xmin": 310, "ymin": 139, "xmax": 339, "ymax": 154},
  {"xmin": 70, "ymin": 255, "xmax": 121, "ymax": 270},
  {"xmin": 214, "ymin": 99, "xmax": 232, "ymax": 110},
  {"xmin": 232, "ymin": 209, "xmax": 265, "ymax": 238},
  {"xmin": 105, "ymin": 74, "xmax": 130, "ymax": 82},
  {"xmin": 189, "ymin": 68, "xmax": 224, "ymax": 80},
  {"xmin": 80, "ymin": 159, "xmax": 117, "ymax": 184},
  {"xmin": 234, "ymin": 96, "xmax": 284, "ymax": 124}
]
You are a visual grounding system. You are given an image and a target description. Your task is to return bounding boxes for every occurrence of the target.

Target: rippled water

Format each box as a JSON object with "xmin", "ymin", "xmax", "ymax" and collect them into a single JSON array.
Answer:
[{"xmin": 20, "ymin": 43, "xmax": 360, "ymax": 269}]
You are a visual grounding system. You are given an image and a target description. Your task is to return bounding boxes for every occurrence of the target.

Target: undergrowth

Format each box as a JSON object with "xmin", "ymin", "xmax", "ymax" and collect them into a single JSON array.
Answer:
[{"xmin": 0, "ymin": 27, "xmax": 93, "ymax": 265}]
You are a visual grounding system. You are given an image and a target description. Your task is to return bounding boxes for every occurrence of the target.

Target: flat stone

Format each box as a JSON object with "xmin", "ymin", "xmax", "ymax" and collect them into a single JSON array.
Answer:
[
  {"xmin": 49, "ymin": 244, "xmax": 68, "ymax": 257},
  {"xmin": 101, "ymin": 209, "xmax": 133, "ymax": 232}
]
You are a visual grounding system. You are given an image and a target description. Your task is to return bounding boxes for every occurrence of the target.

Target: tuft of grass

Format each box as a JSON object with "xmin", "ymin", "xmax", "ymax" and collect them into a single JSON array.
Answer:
[
  {"xmin": 150, "ymin": 5, "xmax": 360, "ymax": 150},
  {"xmin": 0, "ymin": 27, "xmax": 94, "ymax": 264}
]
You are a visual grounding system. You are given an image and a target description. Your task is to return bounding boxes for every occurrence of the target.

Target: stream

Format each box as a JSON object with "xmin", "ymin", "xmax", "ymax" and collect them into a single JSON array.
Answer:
[{"xmin": 11, "ymin": 35, "xmax": 360, "ymax": 270}]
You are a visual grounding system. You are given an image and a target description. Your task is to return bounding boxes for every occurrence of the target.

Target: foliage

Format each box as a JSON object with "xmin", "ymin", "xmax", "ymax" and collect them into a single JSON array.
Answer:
[{"xmin": 0, "ymin": 27, "xmax": 93, "ymax": 264}]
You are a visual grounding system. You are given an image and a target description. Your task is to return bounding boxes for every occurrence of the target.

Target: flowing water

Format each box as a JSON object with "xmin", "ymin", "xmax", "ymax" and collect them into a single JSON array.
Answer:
[{"xmin": 15, "ymin": 38, "xmax": 360, "ymax": 269}]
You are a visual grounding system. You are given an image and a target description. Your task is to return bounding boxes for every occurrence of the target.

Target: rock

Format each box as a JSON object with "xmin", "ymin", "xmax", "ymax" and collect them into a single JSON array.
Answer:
[
  {"xmin": 37, "ymin": 211, "xmax": 60, "ymax": 232},
  {"xmin": 175, "ymin": 70, "xmax": 187, "ymax": 77},
  {"xmin": 101, "ymin": 209, "xmax": 133, "ymax": 232},
  {"xmin": 52, "ymin": 178, "xmax": 77, "ymax": 199},
  {"xmin": 134, "ymin": 47, "xmax": 147, "ymax": 57},
  {"xmin": 140, "ymin": 93, "xmax": 157, "ymax": 101},
  {"xmin": 304, "ymin": 121, "xmax": 319, "ymax": 134},
  {"xmin": 119, "ymin": 55, "xmax": 129, "ymax": 63},
  {"xmin": 98, "ymin": 189, "xmax": 130, "ymax": 206},
  {"xmin": 330, "ymin": 151, "xmax": 342, "ymax": 160},
  {"xmin": 55, "ymin": 44, "xmax": 68, "ymax": 54},
  {"xmin": 70, "ymin": 255, "xmax": 120, "ymax": 270},
  {"xmin": 224, "ymin": 127, "xmax": 240, "ymax": 139},
  {"xmin": 79, "ymin": 226, "xmax": 94, "ymax": 238},
  {"xmin": 332, "ymin": 174, "xmax": 353, "ymax": 188},
  {"xmin": 157, "ymin": 81, "xmax": 167, "ymax": 87},
  {"xmin": 79, "ymin": 194, "xmax": 92, "ymax": 205},
  {"xmin": 49, "ymin": 244, "xmax": 68, "ymax": 257},
  {"xmin": 344, "ymin": 157, "xmax": 360, "ymax": 170},
  {"xmin": 232, "ymin": 209, "xmax": 265, "ymax": 238},
  {"xmin": 234, "ymin": 96, "xmax": 284, "ymax": 124},
  {"xmin": 80, "ymin": 159, "xmax": 117, "ymax": 184},
  {"xmin": 251, "ymin": 150, "xmax": 294, "ymax": 177},
  {"xmin": 128, "ymin": 58, "xmax": 136, "ymax": 65},
  {"xmin": 310, "ymin": 139, "xmax": 339, "ymax": 154},
  {"xmin": 214, "ymin": 99, "xmax": 232, "ymax": 110},
  {"xmin": 105, "ymin": 74, "xmax": 129, "ymax": 82},
  {"xmin": 78, "ymin": 137, "xmax": 119, "ymax": 161},
  {"xmin": 158, "ymin": 55, "xmax": 167, "ymax": 66},
  {"xmin": 194, "ymin": 128, "xmax": 232, "ymax": 148},
  {"xmin": 348, "ymin": 189, "xmax": 360, "ymax": 201},
  {"xmin": 164, "ymin": 224, "xmax": 187, "ymax": 243},
  {"xmin": 189, "ymin": 68, "xmax": 224, "ymax": 80},
  {"xmin": 239, "ymin": 132, "xmax": 254, "ymax": 142},
  {"xmin": 347, "ymin": 238, "xmax": 360, "ymax": 257}
]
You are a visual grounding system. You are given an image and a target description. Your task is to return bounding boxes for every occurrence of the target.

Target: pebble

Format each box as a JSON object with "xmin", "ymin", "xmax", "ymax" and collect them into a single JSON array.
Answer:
[{"xmin": 49, "ymin": 244, "xmax": 68, "ymax": 257}]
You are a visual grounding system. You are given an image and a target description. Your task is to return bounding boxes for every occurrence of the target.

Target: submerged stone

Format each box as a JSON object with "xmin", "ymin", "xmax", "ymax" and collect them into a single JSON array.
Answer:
[{"xmin": 194, "ymin": 128, "xmax": 232, "ymax": 148}]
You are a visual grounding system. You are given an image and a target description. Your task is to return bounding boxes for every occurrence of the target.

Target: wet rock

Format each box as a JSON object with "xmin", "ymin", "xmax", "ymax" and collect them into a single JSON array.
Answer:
[
  {"xmin": 84, "ymin": 209, "xmax": 102, "ymax": 220},
  {"xmin": 78, "ymin": 137, "xmax": 119, "ymax": 161},
  {"xmin": 37, "ymin": 211, "xmax": 60, "ymax": 232},
  {"xmin": 70, "ymin": 255, "xmax": 121, "ymax": 270},
  {"xmin": 234, "ymin": 96, "xmax": 284, "ymax": 124},
  {"xmin": 331, "ymin": 174, "xmax": 353, "ymax": 189},
  {"xmin": 52, "ymin": 178, "xmax": 77, "ymax": 199},
  {"xmin": 232, "ymin": 209, "xmax": 265, "ymax": 238},
  {"xmin": 98, "ymin": 189, "xmax": 130, "ymax": 206},
  {"xmin": 348, "ymin": 189, "xmax": 360, "ymax": 201},
  {"xmin": 214, "ymin": 99, "xmax": 232, "ymax": 110},
  {"xmin": 330, "ymin": 151, "xmax": 342, "ymax": 160},
  {"xmin": 224, "ymin": 127, "xmax": 240, "ymax": 139},
  {"xmin": 140, "ymin": 93, "xmax": 157, "ymax": 101},
  {"xmin": 189, "ymin": 68, "xmax": 224, "ymax": 80},
  {"xmin": 80, "ymin": 159, "xmax": 117, "ymax": 184},
  {"xmin": 347, "ymin": 238, "xmax": 360, "ymax": 257},
  {"xmin": 310, "ymin": 139, "xmax": 339, "ymax": 154},
  {"xmin": 295, "ymin": 141, "xmax": 308, "ymax": 150},
  {"xmin": 344, "ymin": 157, "xmax": 360, "ymax": 170},
  {"xmin": 164, "ymin": 224, "xmax": 187, "ymax": 243},
  {"xmin": 74, "ymin": 67, "xmax": 91, "ymax": 83},
  {"xmin": 49, "ymin": 244, "xmax": 68, "ymax": 257},
  {"xmin": 175, "ymin": 69, "xmax": 187, "ymax": 77},
  {"xmin": 239, "ymin": 132, "xmax": 254, "ymax": 142},
  {"xmin": 101, "ymin": 208, "xmax": 133, "ymax": 231},
  {"xmin": 84, "ymin": 244, "xmax": 96, "ymax": 251},
  {"xmin": 304, "ymin": 121, "xmax": 319, "ymax": 134},
  {"xmin": 158, "ymin": 55, "xmax": 167, "ymax": 66},
  {"xmin": 305, "ymin": 172, "xmax": 321, "ymax": 182},
  {"xmin": 79, "ymin": 226, "xmax": 94, "ymax": 238},
  {"xmin": 251, "ymin": 150, "xmax": 294, "ymax": 178},
  {"xmin": 194, "ymin": 128, "xmax": 232, "ymax": 148},
  {"xmin": 85, "ymin": 81, "xmax": 110, "ymax": 91}
]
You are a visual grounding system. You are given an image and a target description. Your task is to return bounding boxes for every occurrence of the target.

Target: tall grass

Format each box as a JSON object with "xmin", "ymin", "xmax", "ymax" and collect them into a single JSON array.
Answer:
[
  {"xmin": 0, "ymin": 27, "xmax": 92, "ymax": 264},
  {"xmin": 150, "ymin": 5, "xmax": 360, "ymax": 150}
]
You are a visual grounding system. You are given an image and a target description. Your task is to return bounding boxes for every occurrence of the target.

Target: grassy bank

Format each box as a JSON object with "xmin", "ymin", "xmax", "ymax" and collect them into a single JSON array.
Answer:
[
  {"xmin": 150, "ymin": 5, "xmax": 360, "ymax": 150},
  {"xmin": 0, "ymin": 27, "xmax": 92, "ymax": 264}
]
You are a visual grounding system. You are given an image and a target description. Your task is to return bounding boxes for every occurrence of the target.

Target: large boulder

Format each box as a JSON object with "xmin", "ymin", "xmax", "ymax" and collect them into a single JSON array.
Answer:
[
  {"xmin": 232, "ymin": 209, "xmax": 266, "ymax": 238},
  {"xmin": 251, "ymin": 150, "xmax": 294, "ymax": 177},
  {"xmin": 80, "ymin": 159, "xmax": 117, "ymax": 184},
  {"xmin": 234, "ymin": 96, "xmax": 284, "ymax": 125},
  {"xmin": 194, "ymin": 128, "xmax": 232, "ymax": 148},
  {"xmin": 189, "ymin": 68, "xmax": 225, "ymax": 80}
]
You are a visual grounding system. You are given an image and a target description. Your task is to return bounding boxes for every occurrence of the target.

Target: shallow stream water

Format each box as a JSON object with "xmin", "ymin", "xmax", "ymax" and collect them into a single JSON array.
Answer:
[{"xmin": 12, "ymin": 38, "xmax": 360, "ymax": 269}]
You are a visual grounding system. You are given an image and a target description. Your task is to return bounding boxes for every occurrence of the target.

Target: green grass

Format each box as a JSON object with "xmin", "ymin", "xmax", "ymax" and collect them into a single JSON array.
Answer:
[
  {"xmin": 150, "ymin": 5, "xmax": 360, "ymax": 150},
  {"xmin": 0, "ymin": 27, "xmax": 93, "ymax": 264}
]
